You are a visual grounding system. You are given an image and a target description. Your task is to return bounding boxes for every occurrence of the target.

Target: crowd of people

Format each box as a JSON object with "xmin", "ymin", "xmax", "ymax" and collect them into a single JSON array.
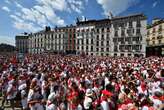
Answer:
[{"xmin": 0, "ymin": 54, "xmax": 163, "ymax": 110}]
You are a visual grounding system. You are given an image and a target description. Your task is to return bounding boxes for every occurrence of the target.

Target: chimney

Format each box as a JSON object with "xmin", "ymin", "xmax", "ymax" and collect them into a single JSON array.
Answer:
[
  {"xmin": 109, "ymin": 11, "xmax": 114, "ymax": 19},
  {"xmin": 45, "ymin": 26, "xmax": 51, "ymax": 32},
  {"xmin": 82, "ymin": 16, "xmax": 85, "ymax": 21},
  {"xmin": 76, "ymin": 17, "xmax": 79, "ymax": 23}
]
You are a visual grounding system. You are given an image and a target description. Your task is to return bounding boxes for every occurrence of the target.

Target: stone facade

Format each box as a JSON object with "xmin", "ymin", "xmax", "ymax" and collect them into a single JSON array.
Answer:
[
  {"xmin": 16, "ymin": 13, "xmax": 147, "ymax": 57},
  {"xmin": 146, "ymin": 19, "xmax": 164, "ymax": 56},
  {"xmin": 76, "ymin": 14, "xmax": 147, "ymax": 57}
]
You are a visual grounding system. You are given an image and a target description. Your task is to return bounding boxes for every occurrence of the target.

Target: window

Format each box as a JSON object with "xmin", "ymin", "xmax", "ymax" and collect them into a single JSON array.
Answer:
[
  {"xmin": 106, "ymin": 34, "xmax": 110, "ymax": 40},
  {"xmin": 132, "ymin": 45, "xmax": 140, "ymax": 51},
  {"xmin": 91, "ymin": 46, "xmax": 93, "ymax": 51},
  {"xmin": 86, "ymin": 46, "xmax": 88, "ymax": 51},
  {"xmin": 121, "ymin": 54, "xmax": 124, "ymax": 56},
  {"xmin": 81, "ymin": 46, "xmax": 83, "ymax": 50},
  {"xmin": 140, "ymin": 45, "xmax": 142, "ymax": 50},
  {"xmin": 147, "ymin": 31, "xmax": 150, "ymax": 35},
  {"xmin": 96, "ymin": 48, "xmax": 99, "ymax": 51},
  {"xmin": 120, "ymin": 23, "xmax": 124, "ymax": 27},
  {"xmin": 136, "ymin": 29, "xmax": 141, "ymax": 35},
  {"xmin": 97, "ymin": 29, "xmax": 99, "ymax": 33},
  {"xmin": 101, "ymin": 35, "xmax": 104, "ymax": 40},
  {"xmin": 73, "ymin": 34, "xmax": 76, "ymax": 38},
  {"xmin": 51, "ymin": 34, "xmax": 54, "ymax": 40},
  {"xmin": 106, "ymin": 48, "xmax": 109, "ymax": 52},
  {"xmin": 115, "ymin": 31, "xmax": 118, "ymax": 37},
  {"xmin": 86, "ymin": 39, "xmax": 89, "ymax": 44},
  {"xmin": 121, "ymin": 30, "xmax": 125, "ymax": 36},
  {"xmin": 129, "ymin": 21, "xmax": 132, "ymax": 27},
  {"xmin": 159, "ymin": 25, "xmax": 162, "ymax": 34},
  {"xmin": 107, "ymin": 27, "xmax": 110, "ymax": 32},
  {"xmin": 159, "ymin": 25, "xmax": 162, "ymax": 31},
  {"xmin": 91, "ymin": 39, "xmax": 94, "ymax": 44},
  {"xmin": 81, "ymin": 40, "xmax": 84, "ymax": 45},
  {"xmin": 153, "ymin": 28, "xmax": 156, "ymax": 33},
  {"xmin": 114, "ymin": 25, "xmax": 118, "ymax": 30},
  {"xmin": 106, "ymin": 41, "xmax": 109, "ymax": 46},
  {"xmin": 136, "ymin": 21, "xmax": 141, "ymax": 27},
  {"xmin": 97, "ymin": 35, "xmax": 99, "ymax": 40},
  {"xmin": 114, "ymin": 46, "xmax": 118, "ymax": 52},
  {"xmin": 127, "ymin": 29, "xmax": 132, "ymax": 35},
  {"xmin": 153, "ymin": 41, "xmax": 155, "ymax": 45},
  {"xmin": 77, "ymin": 40, "xmax": 80, "ymax": 45},
  {"xmin": 133, "ymin": 37, "xmax": 139, "ymax": 42},
  {"xmin": 159, "ymin": 40, "xmax": 161, "ymax": 44},
  {"xmin": 96, "ymin": 41, "xmax": 99, "ymax": 46},
  {"xmin": 101, "ymin": 28, "xmax": 104, "ymax": 32},
  {"xmin": 113, "ymin": 38, "xmax": 117, "ymax": 43},
  {"xmin": 101, "ymin": 41, "xmax": 104, "ymax": 46}
]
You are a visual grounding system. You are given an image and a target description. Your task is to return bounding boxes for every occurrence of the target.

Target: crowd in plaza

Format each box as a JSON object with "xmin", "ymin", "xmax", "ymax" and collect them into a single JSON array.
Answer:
[{"xmin": 0, "ymin": 54, "xmax": 163, "ymax": 110}]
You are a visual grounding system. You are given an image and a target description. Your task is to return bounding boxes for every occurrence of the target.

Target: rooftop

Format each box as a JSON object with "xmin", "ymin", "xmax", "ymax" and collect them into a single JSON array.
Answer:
[
  {"xmin": 77, "ymin": 13, "xmax": 146, "ymax": 26},
  {"xmin": 147, "ymin": 19, "xmax": 164, "ymax": 29}
]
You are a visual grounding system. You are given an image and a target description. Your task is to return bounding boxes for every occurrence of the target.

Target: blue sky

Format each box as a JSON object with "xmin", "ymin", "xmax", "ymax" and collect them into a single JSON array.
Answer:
[{"xmin": 0, "ymin": 0, "xmax": 164, "ymax": 45}]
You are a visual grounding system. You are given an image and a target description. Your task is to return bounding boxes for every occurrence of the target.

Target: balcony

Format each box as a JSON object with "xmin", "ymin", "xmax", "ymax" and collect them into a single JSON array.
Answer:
[
  {"xmin": 152, "ymin": 37, "xmax": 155, "ymax": 40},
  {"xmin": 157, "ymin": 36, "xmax": 162, "ymax": 39}
]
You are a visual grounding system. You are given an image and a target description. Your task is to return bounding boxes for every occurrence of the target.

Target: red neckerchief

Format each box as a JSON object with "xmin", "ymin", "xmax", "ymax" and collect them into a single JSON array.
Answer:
[
  {"xmin": 159, "ymin": 95, "xmax": 164, "ymax": 101},
  {"xmin": 100, "ymin": 96, "xmax": 107, "ymax": 102},
  {"xmin": 123, "ymin": 97, "xmax": 133, "ymax": 105},
  {"xmin": 47, "ymin": 101, "xmax": 52, "ymax": 106},
  {"xmin": 153, "ymin": 96, "xmax": 160, "ymax": 100},
  {"xmin": 141, "ymin": 84, "xmax": 146, "ymax": 92}
]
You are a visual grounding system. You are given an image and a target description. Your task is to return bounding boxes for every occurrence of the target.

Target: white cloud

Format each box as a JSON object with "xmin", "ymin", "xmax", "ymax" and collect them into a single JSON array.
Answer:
[
  {"xmin": 10, "ymin": 15, "xmax": 24, "ymax": 22},
  {"xmin": 67, "ymin": 0, "xmax": 84, "ymax": 13},
  {"xmin": 15, "ymin": 12, "xmax": 21, "ymax": 16},
  {"xmin": 5, "ymin": 0, "xmax": 10, "ymax": 4},
  {"xmin": 0, "ymin": 35, "xmax": 15, "ymax": 46},
  {"xmin": 13, "ymin": 1, "xmax": 66, "ymax": 27},
  {"xmin": 2, "ymin": 6, "xmax": 10, "ymax": 12},
  {"xmin": 152, "ymin": 1, "xmax": 158, "ymax": 8},
  {"xmin": 35, "ymin": 0, "xmax": 87, "ymax": 14},
  {"xmin": 21, "ymin": 8, "xmax": 37, "ymax": 22},
  {"xmin": 9, "ymin": 0, "xmax": 88, "ymax": 32},
  {"xmin": 10, "ymin": 14, "xmax": 42, "ymax": 32},
  {"xmin": 36, "ymin": 0, "xmax": 67, "ymax": 11},
  {"xmin": 13, "ymin": 21, "xmax": 42, "ymax": 32},
  {"xmin": 96, "ymin": 0, "xmax": 138, "ymax": 16},
  {"xmin": 15, "ymin": 2, "xmax": 23, "ymax": 8}
]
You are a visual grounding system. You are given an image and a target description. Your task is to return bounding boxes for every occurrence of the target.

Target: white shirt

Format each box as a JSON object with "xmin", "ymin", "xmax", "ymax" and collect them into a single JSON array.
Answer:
[
  {"xmin": 101, "ymin": 101, "xmax": 110, "ymax": 110},
  {"xmin": 7, "ymin": 84, "xmax": 17, "ymax": 100},
  {"xmin": 46, "ymin": 104, "xmax": 57, "ymax": 110},
  {"xmin": 83, "ymin": 96, "xmax": 92, "ymax": 109}
]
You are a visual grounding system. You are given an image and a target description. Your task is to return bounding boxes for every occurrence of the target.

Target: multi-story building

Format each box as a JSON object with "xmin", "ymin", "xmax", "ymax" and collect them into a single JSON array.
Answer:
[
  {"xmin": 64, "ymin": 25, "xmax": 76, "ymax": 54},
  {"xmin": 28, "ymin": 26, "xmax": 76, "ymax": 54},
  {"xmin": 76, "ymin": 13, "xmax": 147, "ymax": 57},
  {"xmin": 76, "ymin": 20, "xmax": 96, "ymax": 56},
  {"xmin": 146, "ymin": 19, "xmax": 164, "ymax": 56},
  {"xmin": 15, "ymin": 33, "xmax": 29, "ymax": 53},
  {"xmin": 17, "ymin": 13, "xmax": 147, "ymax": 57},
  {"xmin": 29, "ymin": 26, "xmax": 65, "ymax": 54}
]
